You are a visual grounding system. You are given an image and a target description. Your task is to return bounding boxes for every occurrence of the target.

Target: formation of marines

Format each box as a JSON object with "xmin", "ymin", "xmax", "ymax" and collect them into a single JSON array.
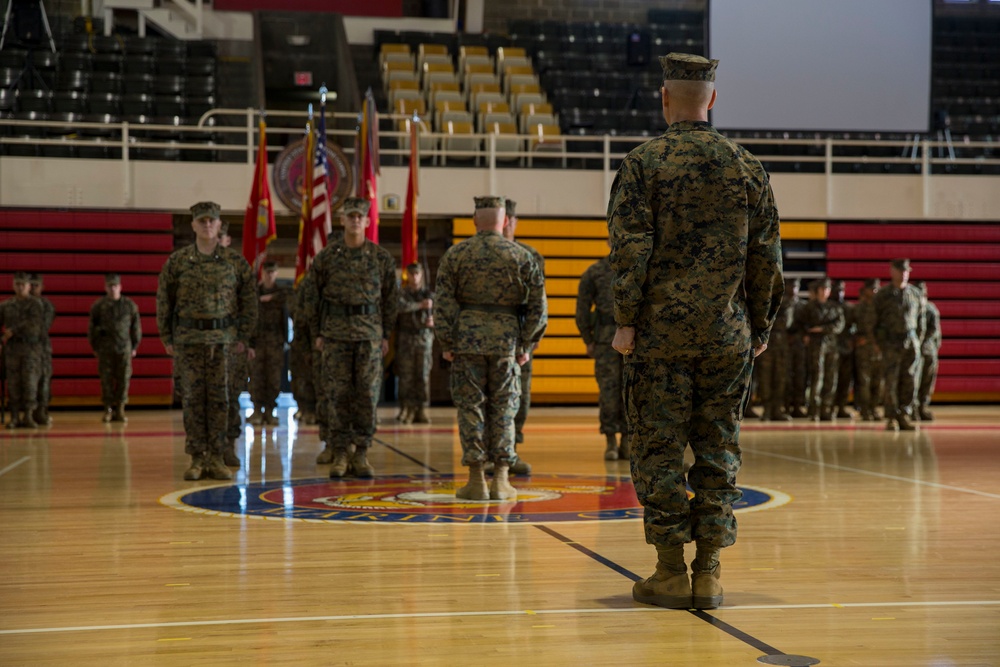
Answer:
[{"xmin": 753, "ymin": 258, "xmax": 941, "ymax": 430}]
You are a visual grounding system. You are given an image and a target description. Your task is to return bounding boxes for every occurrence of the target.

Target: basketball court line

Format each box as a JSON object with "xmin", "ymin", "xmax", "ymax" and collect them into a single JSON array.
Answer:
[
  {"xmin": 2, "ymin": 598, "xmax": 997, "ymax": 637},
  {"xmin": 0, "ymin": 456, "xmax": 30, "ymax": 478},
  {"xmin": 744, "ymin": 449, "xmax": 1000, "ymax": 499}
]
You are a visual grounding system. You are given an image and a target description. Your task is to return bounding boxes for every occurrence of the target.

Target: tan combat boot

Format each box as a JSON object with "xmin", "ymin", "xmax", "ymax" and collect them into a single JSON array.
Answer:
[
  {"xmin": 248, "ymin": 407, "xmax": 264, "ymax": 426},
  {"xmin": 490, "ymin": 461, "xmax": 518, "ymax": 501},
  {"xmin": 396, "ymin": 406, "xmax": 411, "ymax": 423},
  {"xmin": 509, "ymin": 456, "xmax": 532, "ymax": 476},
  {"xmin": 22, "ymin": 412, "xmax": 38, "ymax": 428},
  {"xmin": 102, "ymin": 407, "xmax": 114, "ymax": 423},
  {"xmin": 632, "ymin": 544, "xmax": 691, "ymax": 609},
  {"xmin": 618, "ymin": 432, "xmax": 631, "ymax": 459},
  {"xmin": 456, "ymin": 462, "xmax": 489, "ymax": 500},
  {"xmin": 328, "ymin": 449, "xmax": 350, "ymax": 478},
  {"xmin": 303, "ymin": 411, "xmax": 317, "ymax": 425},
  {"xmin": 112, "ymin": 405, "xmax": 127, "ymax": 423},
  {"xmin": 349, "ymin": 448, "xmax": 375, "ymax": 478},
  {"xmin": 604, "ymin": 433, "xmax": 619, "ymax": 461},
  {"xmin": 183, "ymin": 454, "xmax": 206, "ymax": 481},
  {"xmin": 263, "ymin": 410, "xmax": 278, "ymax": 426},
  {"xmin": 412, "ymin": 406, "xmax": 431, "ymax": 424},
  {"xmin": 691, "ymin": 545, "xmax": 724, "ymax": 609},
  {"xmin": 897, "ymin": 413, "xmax": 916, "ymax": 431},
  {"xmin": 204, "ymin": 453, "xmax": 234, "ymax": 480}
]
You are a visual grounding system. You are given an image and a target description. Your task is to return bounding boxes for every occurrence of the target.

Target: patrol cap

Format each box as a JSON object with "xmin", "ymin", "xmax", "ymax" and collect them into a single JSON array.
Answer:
[
  {"xmin": 659, "ymin": 52, "xmax": 719, "ymax": 82},
  {"xmin": 406, "ymin": 262, "xmax": 423, "ymax": 274},
  {"xmin": 831, "ymin": 279, "xmax": 845, "ymax": 289},
  {"xmin": 813, "ymin": 277, "xmax": 832, "ymax": 289},
  {"xmin": 190, "ymin": 201, "xmax": 221, "ymax": 219},
  {"xmin": 474, "ymin": 195, "xmax": 505, "ymax": 210},
  {"xmin": 785, "ymin": 277, "xmax": 801, "ymax": 287},
  {"xmin": 342, "ymin": 197, "xmax": 371, "ymax": 215},
  {"xmin": 105, "ymin": 273, "xmax": 121, "ymax": 285},
  {"xmin": 262, "ymin": 260, "xmax": 278, "ymax": 271},
  {"xmin": 863, "ymin": 278, "xmax": 881, "ymax": 289},
  {"xmin": 891, "ymin": 258, "xmax": 911, "ymax": 271},
  {"xmin": 13, "ymin": 271, "xmax": 30, "ymax": 283},
  {"xmin": 504, "ymin": 198, "xmax": 517, "ymax": 217},
  {"xmin": 29, "ymin": 272, "xmax": 42, "ymax": 286}
]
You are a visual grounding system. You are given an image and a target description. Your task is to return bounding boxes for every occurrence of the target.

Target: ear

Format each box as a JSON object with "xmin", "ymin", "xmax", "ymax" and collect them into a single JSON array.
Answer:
[{"xmin": 707, "ymin": 88, "xmax": 717, "ymax": 111}]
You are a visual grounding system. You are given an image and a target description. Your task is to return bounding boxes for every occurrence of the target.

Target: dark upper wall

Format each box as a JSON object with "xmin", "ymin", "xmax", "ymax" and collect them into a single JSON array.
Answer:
[{"xmin": 482, "ymin": 0, "xmax": 703, "ymax": 34}]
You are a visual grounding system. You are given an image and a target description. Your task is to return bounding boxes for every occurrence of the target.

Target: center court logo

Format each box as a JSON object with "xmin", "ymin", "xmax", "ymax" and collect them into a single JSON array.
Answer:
[{"xmin": 162, "ymin": 474, "xmax": 790, "ymax": 524}]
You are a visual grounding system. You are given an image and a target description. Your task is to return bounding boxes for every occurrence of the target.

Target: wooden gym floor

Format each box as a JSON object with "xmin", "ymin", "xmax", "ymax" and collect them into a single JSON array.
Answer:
[{"xmin": 1, "ymin": 401, "xmax": 999, "ymax": 666}]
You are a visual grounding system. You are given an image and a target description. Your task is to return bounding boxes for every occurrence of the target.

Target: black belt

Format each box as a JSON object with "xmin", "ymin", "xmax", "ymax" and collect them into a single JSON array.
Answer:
[
  {"xmin": 177, "ymin": 316, "xmax": 236, "ymax": 330},
  {"xmin": 326, "ymin": 303, "xmax": 378, "ymax": 316},
  {"xmin": 8, "ymin": 336, "xmax": 41, "ymax": 344},
  {"xmin": 460, "ymin": 304, "xmax": 519, "ymax": 315}
]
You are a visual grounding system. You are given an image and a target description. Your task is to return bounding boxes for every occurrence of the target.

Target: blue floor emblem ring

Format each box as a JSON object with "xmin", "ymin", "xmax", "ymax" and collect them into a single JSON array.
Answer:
[{"xmin": 162, "ymin": 474, "xmax": 791, "ymax": 524}]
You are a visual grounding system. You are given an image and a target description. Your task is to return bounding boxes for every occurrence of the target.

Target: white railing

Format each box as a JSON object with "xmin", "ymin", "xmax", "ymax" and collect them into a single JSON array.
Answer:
[{"xmin": 2, "ymin": 108, "xmax": 999, "ymax": 176}]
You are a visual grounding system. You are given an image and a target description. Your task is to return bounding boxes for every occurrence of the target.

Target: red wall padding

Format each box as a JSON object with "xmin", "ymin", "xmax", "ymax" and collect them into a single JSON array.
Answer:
[
  {"xmin": 1, "ymin": 208, "xmax": 175, "ymax": 404},
  {"xmin": 827, "ymin": 221, "xmax": 1000, "ymax": 401}
]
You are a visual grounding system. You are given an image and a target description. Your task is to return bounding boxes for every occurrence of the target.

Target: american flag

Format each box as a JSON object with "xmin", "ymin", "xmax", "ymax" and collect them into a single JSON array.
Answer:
[{"xmin": 295, "ymin": 94, "xmax": 333, "ymax": 284}]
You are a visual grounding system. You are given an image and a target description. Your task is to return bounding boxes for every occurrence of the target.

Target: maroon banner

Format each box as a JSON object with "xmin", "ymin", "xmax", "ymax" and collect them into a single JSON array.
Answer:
[{"xmin": 213, "ymin": 0, "xmax": 402, "ymax": 16}]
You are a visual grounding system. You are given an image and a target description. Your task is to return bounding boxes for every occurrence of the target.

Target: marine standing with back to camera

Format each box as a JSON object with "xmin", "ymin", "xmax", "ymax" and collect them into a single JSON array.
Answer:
[{"xmin": 608, "ymin": 53, "xmax": 783, "ymax": 610}]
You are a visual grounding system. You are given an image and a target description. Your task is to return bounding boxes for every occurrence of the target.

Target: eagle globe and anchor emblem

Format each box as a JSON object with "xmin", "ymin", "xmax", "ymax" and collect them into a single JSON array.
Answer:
[
  {"xmin": 163, "ymin": 473, "xmax": 789, "ymax": 524},
  {"xmin": 272, "ymin": 131, "xmax": 354, "ymax": 214}
]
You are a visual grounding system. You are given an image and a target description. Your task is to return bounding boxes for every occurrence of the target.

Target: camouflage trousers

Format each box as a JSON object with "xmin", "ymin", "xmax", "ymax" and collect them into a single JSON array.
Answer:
[
  {"xmin": 834, "ymin": 348, "xmax": 854, "ymax": 409},
  {"xmin": 320, "ymin": 339, "xmax": 382, "ymax": 450},
  {"xmin": 917, "ymin": 351, "xmax": 939, "ymax": 409},
  {"xmin": 786, "ymin": 339, "xmax": 808, "ymax": 410},
  {"xmin": 290, "ymin": 330, "xmax": 316, "ymax": 413},
  {"xmin": 450, "ymin": 354, "xmax": 521, "ymax": 466},
  {"xmin": 755, "ymin": 338, "xmax": 788, "ymax": 413},
  {"xmin": 881, "ymin": 336, "xmax": 919, "ymax": 418},
  {"xmin": 624, "ymin": 351, "xmax": 751, "ymax": 549},
  {"xmin": 853, "ymin": 342, "xmax": 883, "ymax": 414},
  {"xmin": 4, "ymin": 341, "xmax": 43, "ymax": 412},
  {"xmin": 514, "ymin": 352, "xmax": 532, "ymax": 444},
  {"xmin": 593, "ymin": 342, "xmax": 625, "ymax": 435},
  {"xmin": 36, "ymin": 340, "xmax": 52, "ymax": 410},
  {"xmin": 251, "ymin": 337, "xmax": 284, "ymax": 410},
  {"xmin": 176, "ymin": 343, "xmax": 230, "ymax": 456},
  {"xmin": 395, "ymin": 331, "xmax": 433, "ymax": 409},
  {"xmin": 806, "ymin": 341, "xmax": 839, "ymax": 413},
  {"xmin": 96, "ymin": 349, "xmax": 132, "ymax": 407},
  {"xmin": 227, "ymin": 347, "xmax": 250, "ymax": 440}
]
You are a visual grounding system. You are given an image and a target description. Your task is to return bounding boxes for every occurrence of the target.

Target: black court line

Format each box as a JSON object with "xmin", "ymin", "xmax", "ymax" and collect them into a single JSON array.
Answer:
[
  {"xmin": 533, "ymin": 524, "xmax": 786, "ymax": 658},
  {"xmin": 372, "ymin": 436, "xmax": 441, "ymax": 473}
]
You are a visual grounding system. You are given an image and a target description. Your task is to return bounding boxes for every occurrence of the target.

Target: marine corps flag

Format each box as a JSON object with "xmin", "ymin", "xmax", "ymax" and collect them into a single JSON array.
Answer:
[
  {"xmin": 356, "ymin": 87, "xmax": 380, "ymax": 244},
  {"xmin": 401, "ymin": 115, "xmax": 420, "ymax": 279},
  {"xmin": 243, "ymin": 117, "xmax": 276, "ymax": 276}
]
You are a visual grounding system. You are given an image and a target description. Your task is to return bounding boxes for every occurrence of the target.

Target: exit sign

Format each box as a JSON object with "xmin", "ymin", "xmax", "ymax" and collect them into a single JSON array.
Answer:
[{"xmin": 294, "ymin": 71, "xmax": 313, "ymax": 86}]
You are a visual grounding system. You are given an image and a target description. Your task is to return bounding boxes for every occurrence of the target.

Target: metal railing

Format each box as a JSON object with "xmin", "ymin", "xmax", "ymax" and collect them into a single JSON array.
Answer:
[{"xmin": 2, "ymin": 108, "xmax": 999, "ymax": 177}]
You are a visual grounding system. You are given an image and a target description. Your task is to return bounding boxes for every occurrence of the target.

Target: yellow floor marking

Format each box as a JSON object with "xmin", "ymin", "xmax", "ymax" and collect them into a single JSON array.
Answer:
[
  {"xmin": 156, "ymin": 638, "xmax": 191, "ymax": 642},
  {"xmin": 165, "ymin": 583, "xmax": 190, "ymax": 587},
  {"xmin": 872, "ymin": 617, "xmax": 896, "ymax": 621},
  {"xmin": 475, "ymin": 574, "xmax": 500, "ymax": 577}
]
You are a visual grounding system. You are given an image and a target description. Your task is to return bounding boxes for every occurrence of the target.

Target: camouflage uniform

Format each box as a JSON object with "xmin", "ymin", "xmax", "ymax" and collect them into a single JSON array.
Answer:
[
  {"xmin": 873, "ymin": 282, "xmax": 921, "ymax": 426},
  {"xmin": 786, "ymin": 298, "xmax": 809, "ymax": 416},
  {"xmin": 226, "ymin": 345, "xmax": 250, "ymax": 441},
  {"xmin": 395, "ymin": 283, "xmax": 434, "ymax": 416},
  {"xmin": 796, "ymin": 297, "xmax": 845, "ymax": 418},
  {"xmin": 916, "ymin": 297, "xmax": 941, "ymax": 418},
  {"xmin": 513, "ymin": 241, "xmax": 545, "ymax": 446},
  {"xmin": 608, "ymin": 118, "xmax": 783, "ymax": 551},
  {"xmin": 31, "ymin": 285, "xmax": 54, "ymax": 424},
  {"xmin": 250, "ymin": 282, "xmax": 289, "ymax": 418},
  {"xmin": 575, "ymin": 256, "xmax": 625, "ymax": 438},
  {"xmin": 853, "ymin": 294, "xmax": 883, "ymax": 420},
  {"xmin": 833, "ymin": 298, "xmax": 856, "ymax": 416},
  {"xmin": 434, "ymin": 230, "xmax": 547, "ymax": 466},
  {"xmin": 290, "ymin": 274, "xmax": 318, "ymax": 421},
  {"xmin": 88, "ymin": 293, "xmax": 142, "ymax": 410},
  {"xmin": 1, "ymin": 291, "xmax": 47, "ymax": 426},
  {"xmin": 755, "ymin": 290, "xmax": 795, "ymax": 420},
  {"xmin": 156, "ymin": 243, "xmax": 258, "ymax": 461},
  {"xmin": 305, "ymin": 235, "xmax": 398, "ymax": 458}
]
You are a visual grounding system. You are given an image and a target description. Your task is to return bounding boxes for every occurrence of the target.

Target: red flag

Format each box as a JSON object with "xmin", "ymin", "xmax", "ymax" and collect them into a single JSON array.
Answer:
[
  {"xmin": 243, "ymin": 118, "xmax": 276, "ymax": 277},
  {"xmin": 401, "ymin": 116, "xmax": 419, "ymax": 277},
  {"xmin": 295, "ymin": 103, "xmax": 333, "ymax": 285},
  {"xmin": 357, "ymin": 88, "xmax": 380, "ymax": 243}
]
